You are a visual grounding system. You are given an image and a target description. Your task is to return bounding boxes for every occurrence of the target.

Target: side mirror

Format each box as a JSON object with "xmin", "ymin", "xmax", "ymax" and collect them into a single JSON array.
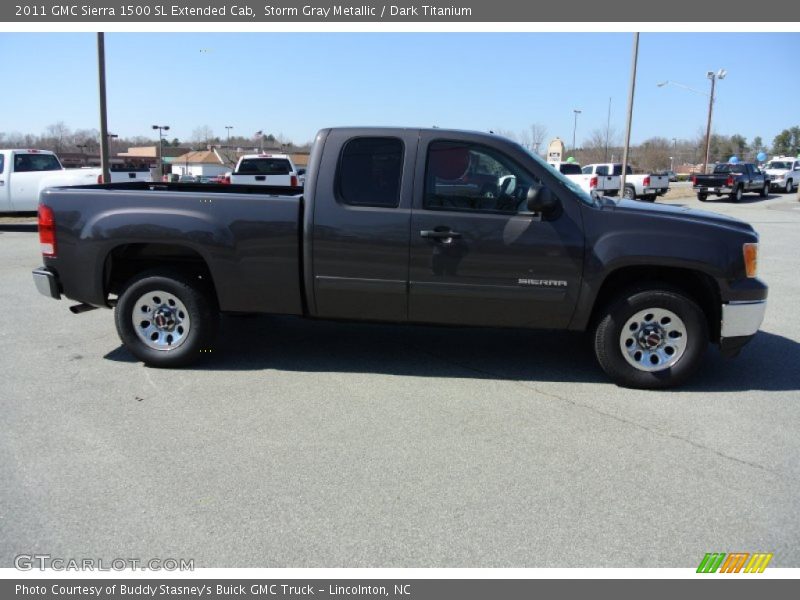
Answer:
[{"xmin": 526, "ymin": 185, "xmax": 560, "ymax": 215}]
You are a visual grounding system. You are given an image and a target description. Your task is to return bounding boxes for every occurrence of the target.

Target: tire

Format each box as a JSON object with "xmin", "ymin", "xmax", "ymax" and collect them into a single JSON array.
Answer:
[
  {"xmin": 730, "ymin": 185, "xmax": 743, "ymax": 202},
  {"xmin": 786, "ymin": 179, "xmax": 794, "ymax": 194},
  {"xmin": 114, "ymin": 270, "xmax": 218, "ymax": 368},
  {"xmin": 642, "ymin": 194, "xmax": 657, "ymax": 202},
  {"xmin": 593, "ymin": 286, "xmax": 709, "ymax": 389},
  {"xmin": 760, "ymin": 183, "xmax": 769, "ymax": 198},
  {"xmin": 623, "ymin": 185, "xmax": 636, "ymax": 200},
  {"xmin": 697, "ymin": 193, "xmax": 708, "ymax": 202}
]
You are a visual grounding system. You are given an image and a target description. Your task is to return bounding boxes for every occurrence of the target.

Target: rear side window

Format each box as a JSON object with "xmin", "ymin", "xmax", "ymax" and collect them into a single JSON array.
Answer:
[
  {"xmin": 596, "ymin": 165, "xmax": 609, "ymax": 176},
  {"xmin": 237, "ymin": 158, "xmax": 292, "ymax": 175},
  {"xmin": 336, "ymin": 137, "xmax": 403, "ymax": 207},
  {"xmin": 14, "ymin": 153, "xmax": 61, "ymax": 172},
  {"xmin": 0, "ymin": 154, "xmax": 4, "ymax": 173}
]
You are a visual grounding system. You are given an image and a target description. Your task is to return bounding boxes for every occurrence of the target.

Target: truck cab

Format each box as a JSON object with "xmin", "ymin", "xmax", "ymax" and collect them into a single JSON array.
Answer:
[{"xmin": 0, "ymin": 149, "xmax": 63, "ymax": 211}]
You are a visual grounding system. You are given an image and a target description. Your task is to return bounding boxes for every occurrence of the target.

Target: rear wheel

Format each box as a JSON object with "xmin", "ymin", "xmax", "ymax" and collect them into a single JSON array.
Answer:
[
  {"xmin": 731, "ymin": 185, "xmax": 743, "ymax": 202},
  {"xmin": 593, "ymin": 286, "xmax": 709, "ymax": 389},
  {"xmin": 697, "ymin": 193, "xmax": 708, "ymax": 201},
  {"xmin": 623, "ymin": 185, "xmax": 636, "ymax": 200},
  {"xmin": 115, "ymin": 270, "xmax": 218, "ymax": 368}
]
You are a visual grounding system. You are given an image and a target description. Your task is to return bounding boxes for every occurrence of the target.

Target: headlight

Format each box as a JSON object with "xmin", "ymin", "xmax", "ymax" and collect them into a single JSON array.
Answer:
[{"xmin": 743, "ymin": 243, "xmax": 758, "ymax": 278}]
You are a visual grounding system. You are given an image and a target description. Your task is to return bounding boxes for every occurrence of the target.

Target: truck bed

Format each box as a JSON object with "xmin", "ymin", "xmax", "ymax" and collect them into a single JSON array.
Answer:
[{"xmin": 39, "ymin": 182, "xmax": 306, "ymax": 314}]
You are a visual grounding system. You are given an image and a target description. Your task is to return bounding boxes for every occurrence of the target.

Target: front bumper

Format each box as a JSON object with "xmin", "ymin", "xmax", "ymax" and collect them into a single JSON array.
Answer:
[
  {"xmin": 32, "ymin": 267, "xmax": 61, "ymax": 299},
  {"xmin": 721, "ymin": 300, "xmax": 767, "ymax": 338}
]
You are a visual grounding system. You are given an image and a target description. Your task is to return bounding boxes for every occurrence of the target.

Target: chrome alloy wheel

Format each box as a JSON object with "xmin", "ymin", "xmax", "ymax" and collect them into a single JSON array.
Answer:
[
  {"xmin": 619, "ymin": 308, "xmax": 687, "ymax": 372},
  {"xmin": 132, "ymin": 290, "xmax": 191, "ymax": 351}
]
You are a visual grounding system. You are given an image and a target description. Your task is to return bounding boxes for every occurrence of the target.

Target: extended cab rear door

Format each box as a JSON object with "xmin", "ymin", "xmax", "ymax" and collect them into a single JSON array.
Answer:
[
  {"xmin": 309, "ymin": 128, "xmax": 418, "ymax": 321},
  {"xmin": 407, "ymin": 132, "xmax": 585, "ymax": 328}
]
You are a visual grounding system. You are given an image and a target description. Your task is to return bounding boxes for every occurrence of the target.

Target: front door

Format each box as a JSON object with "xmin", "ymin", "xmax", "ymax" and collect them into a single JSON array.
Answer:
[{"xmin": 408, "ymin": 135, "xmax": 585, "ymax": 329}]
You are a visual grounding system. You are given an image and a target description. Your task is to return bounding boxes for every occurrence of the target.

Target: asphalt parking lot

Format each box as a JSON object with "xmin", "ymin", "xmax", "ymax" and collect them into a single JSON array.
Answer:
[{"xmin": 1, "ymin": 190, "xmax": 799, "ymax": 568}]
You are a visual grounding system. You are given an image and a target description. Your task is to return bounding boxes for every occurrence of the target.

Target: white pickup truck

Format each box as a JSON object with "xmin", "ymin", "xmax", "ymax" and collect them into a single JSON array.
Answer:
[
  {"xmin": 582, "ymin": 163, "xmax": 670, "ymax": 201},
  {"xmin": 229, "ymin": 153, "xmax": 299, "ymax": 186},
  {"xmin": 0, "ymin": 149, "xmax": 151, "ymax": 212},
  {"xmin": 548, "ymin": 161, "xmax": 621, "ymax": 196},
  {"xmin": 763, "ymin": 156, "xmax": 800, "ymax": 193}
]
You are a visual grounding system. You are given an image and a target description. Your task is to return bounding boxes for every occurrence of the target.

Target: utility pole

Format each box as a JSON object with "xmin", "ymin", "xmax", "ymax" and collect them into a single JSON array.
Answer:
[
  {"xmin": 703, "ymin": 69, "xmax": 727, "ymax": 174},
  {"xmin": 97, "ymin": 33, "xmax": 111, "ymax": 184},
  {"xmin": 572, "ymin": 109, "xmax": 582, "ymax": 155},
  {"xmin": 621, "ymin": 33, "xmax": 639, "ymax": 196},
  {"xmin": 605, "ymin": 97, "xmax": 612, "ymax": 162}
]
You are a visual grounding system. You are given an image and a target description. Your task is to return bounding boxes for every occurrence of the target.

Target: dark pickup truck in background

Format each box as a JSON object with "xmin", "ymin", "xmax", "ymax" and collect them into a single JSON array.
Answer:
[
  {"xmin": 33, "ymin": 127, "xmax": 767, "ymax": 389},
  {"xmin": 692, "ymin": 162, "xmax": 769, "ymax": 202}
]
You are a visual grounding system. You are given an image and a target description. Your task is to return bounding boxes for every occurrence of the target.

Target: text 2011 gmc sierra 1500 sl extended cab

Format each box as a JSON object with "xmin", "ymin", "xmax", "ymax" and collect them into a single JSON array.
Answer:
[{"xmin": 32, "ymin": 127, "xmax": 768, "ymax": 389}]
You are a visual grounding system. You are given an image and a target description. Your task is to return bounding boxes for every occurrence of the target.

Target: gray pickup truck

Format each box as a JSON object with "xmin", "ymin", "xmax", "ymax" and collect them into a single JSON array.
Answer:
[
  {"xmin": 693, "ymin": 162, "xmax": 769, "ymax": 202},
  {"xmin": 32, "ymin": 127, "xmax": 767, "ymax": 389}
]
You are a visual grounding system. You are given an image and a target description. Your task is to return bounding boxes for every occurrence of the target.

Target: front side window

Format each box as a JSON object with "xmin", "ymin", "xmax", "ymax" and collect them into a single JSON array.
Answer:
[
  {"xmin": 336, "ymin": 137, "xmax": 403, "ymax": 207},
  {"xmin": 14, "ymin": 153, "xmax": 61, "ymax": 172},
  {"xmin": 424, "ymin": 141, "xmax": 538, "ymax": 213}
]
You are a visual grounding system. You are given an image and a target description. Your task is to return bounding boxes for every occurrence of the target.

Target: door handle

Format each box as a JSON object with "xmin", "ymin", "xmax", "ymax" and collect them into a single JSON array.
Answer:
[{"xmin": 420, "ymin": 229, "xmax": 461, "ymax": 242}]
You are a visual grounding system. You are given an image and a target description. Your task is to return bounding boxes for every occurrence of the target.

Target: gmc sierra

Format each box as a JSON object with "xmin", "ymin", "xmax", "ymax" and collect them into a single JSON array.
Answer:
[{"xmin": 32, "ymin": 127, "xmax": 767, "ymax": 389}]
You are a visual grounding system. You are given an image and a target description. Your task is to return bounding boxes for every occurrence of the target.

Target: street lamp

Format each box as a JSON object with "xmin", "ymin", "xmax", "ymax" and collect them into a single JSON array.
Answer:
[
  {"xmin": 225, "ymin": 125, "xmax": 233, "ymax": 144},
  {"xmin": 656, "ymin": 69, "xmax": 726, "ymax": 174},
  {"xmin": 572, "ymin": 109, "xmax": 582, "ymax": 154},
  {"xmin": 76, "ymin": 143, "xmax": 88, "ymax": 166},
  {"xmin": 152, "ymin": 124, "xmax": 170, "ymax": 179}
]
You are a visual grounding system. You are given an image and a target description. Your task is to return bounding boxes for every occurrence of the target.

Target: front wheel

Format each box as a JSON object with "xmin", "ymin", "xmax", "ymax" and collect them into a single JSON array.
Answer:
[
  {"xmin": 760, "ymin": 183, "xmax": 769, "ymax": 198},
  {"xmin": 114, "ymin": 270, "xmax": 219, "ymax": 368},
  {"xmin": 786, "ymin": 180, "xmax": 794, "ymax": 194},
  {"xmin": 593, "ymin": 287, "xmax": 709, "ymax": 389}
]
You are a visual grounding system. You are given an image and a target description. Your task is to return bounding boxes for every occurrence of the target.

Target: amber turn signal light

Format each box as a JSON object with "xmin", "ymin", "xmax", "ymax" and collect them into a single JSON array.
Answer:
[{"xmin": 743, "ymin": 243, "xmax": 758, "ymax": 278}]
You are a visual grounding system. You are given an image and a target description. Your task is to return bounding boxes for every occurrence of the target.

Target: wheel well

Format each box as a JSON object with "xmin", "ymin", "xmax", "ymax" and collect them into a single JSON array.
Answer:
[
  {"xmin": 589, "ymin": 266, "xmax": 722, "ymax": 342},
  {"xmin": 104, "ymin": 243, "xmax": 217, "ymax": 304}
]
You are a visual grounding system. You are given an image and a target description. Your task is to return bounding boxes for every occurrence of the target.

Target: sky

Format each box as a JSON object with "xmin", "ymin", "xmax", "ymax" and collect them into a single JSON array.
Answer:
[{"xmin": 0, "ymin": 32, "xmax": 798, "ymax": 148}]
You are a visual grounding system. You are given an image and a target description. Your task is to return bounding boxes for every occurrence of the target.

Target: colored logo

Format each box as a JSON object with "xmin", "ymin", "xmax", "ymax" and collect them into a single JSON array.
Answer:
[{"xmin": 697, "ymin": 552, "xmax": 773, "ymax": 573}]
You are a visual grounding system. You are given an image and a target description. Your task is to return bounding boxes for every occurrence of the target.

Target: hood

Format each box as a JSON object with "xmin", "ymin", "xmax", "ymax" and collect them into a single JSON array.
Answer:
[
  {"xmin": 764, "ymin": 168, "xmax": 787, "ymax": 175},
  {"xmin": 604, "ymin": 199, "xmax": 755, "ymax": 234}
]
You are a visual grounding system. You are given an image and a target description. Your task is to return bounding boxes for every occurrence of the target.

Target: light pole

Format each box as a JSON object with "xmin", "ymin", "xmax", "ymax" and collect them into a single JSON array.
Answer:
[
  {"xmin": 656, "ymin": 69, "xmax": 725, "ymax": 174},
  {"xmin": 152, "ymin": 124, "xmax": 170, "ymax": 179},
  {"xmin": 702, "ymin": 69, "xmax": 726, "ymax": 174},
  {"xmin": 670, "ymin": 156, "xmax": 674, "ymax": 171},
  {"xmin": 572, "ymin": 109, "xmax": 581, "ymax": 155},
  {"xmin": 225, "ymin": 125, "xmax": 233, "ymax": 145},
  {"xmin": 76, "ymin": 143, "xmax": 88, "ymax": 166}
]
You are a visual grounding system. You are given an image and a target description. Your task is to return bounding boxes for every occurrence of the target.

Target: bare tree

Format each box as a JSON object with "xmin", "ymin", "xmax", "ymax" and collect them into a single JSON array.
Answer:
[
  {"xmin": 191, "ymin": 125, "xmax": 215, "ymax": 147},
  {"xmin": 45, "ymin": 122, "xmax": 71, "ymax": 154},
  {"xmin": 529, "ymin": 123, "xmax": 548, "ymax": 156}
]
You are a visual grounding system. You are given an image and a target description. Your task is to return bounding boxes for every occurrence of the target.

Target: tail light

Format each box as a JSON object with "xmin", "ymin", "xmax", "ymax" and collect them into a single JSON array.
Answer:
[
  {"xmin": 290, "ymin": 175, "xmax": 298, "ymax": 187},
  {"xmin": 743, "ymin": 243, "xmax": 758, "ymax": 278},
  {"xmin": 643, "ymin": 176, "xmax": 650, "ymax": 187},
  {"xmin": 97, "ymin": 174, "xmax": 104, "ymax": 184},
  {"xmin": 726, "ymin": 175, "xmax": 735, "ymax": 187},
  {"xmin": 691, "ymin": 175, "xmax": 697, "ymax": 185},
  {"xmin": 589, "ymin": 176, "xmax": 598, "ymax": 189},
  {"xmin": 222, "ymin": 175, "xmax": 231, "ymax": 185},
  {"xmin": 38, "ymin": 205, "xmax": 56, "ymax": 257}
]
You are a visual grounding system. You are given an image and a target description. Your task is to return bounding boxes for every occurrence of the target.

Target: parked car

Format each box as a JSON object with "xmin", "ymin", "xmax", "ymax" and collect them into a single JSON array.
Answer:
[
  {"xmin": 230, "ymin": 153, "xmax": 299, "ymax": 187},
  {"xmin": 762, "ymin": 156, "xmax": 800, "ymax": 193},
  {"xmin": 582, "ymin": 163, "xmax": 670, "ymax": 201},
  {"xmin": 548, "ymin": 161, "xmax": 621, "ymax": 196},
  {"xmin": 0, "ymin": 149, "xmax": 150, "ymax": 212},
  {"xmin": 692, "ymin": 163, "xmax": 769, "ymax": 202},
  {"xmin": 658, "ymin": 170, "xmax": 678, "ymax": 182},
  {"xmin": 32, "ymin": 127, "xmax": 767, "ymax": 389}
]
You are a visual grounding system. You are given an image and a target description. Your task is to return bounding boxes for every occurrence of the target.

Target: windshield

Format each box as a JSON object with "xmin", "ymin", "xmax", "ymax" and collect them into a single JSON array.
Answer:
[
  {"xmin": 766, "ymin": 161, "xmax": 791, "ymax": 170},
  {"xmin": 521, "ymin": 146, "xmax": 595, "ymax": 206}
]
